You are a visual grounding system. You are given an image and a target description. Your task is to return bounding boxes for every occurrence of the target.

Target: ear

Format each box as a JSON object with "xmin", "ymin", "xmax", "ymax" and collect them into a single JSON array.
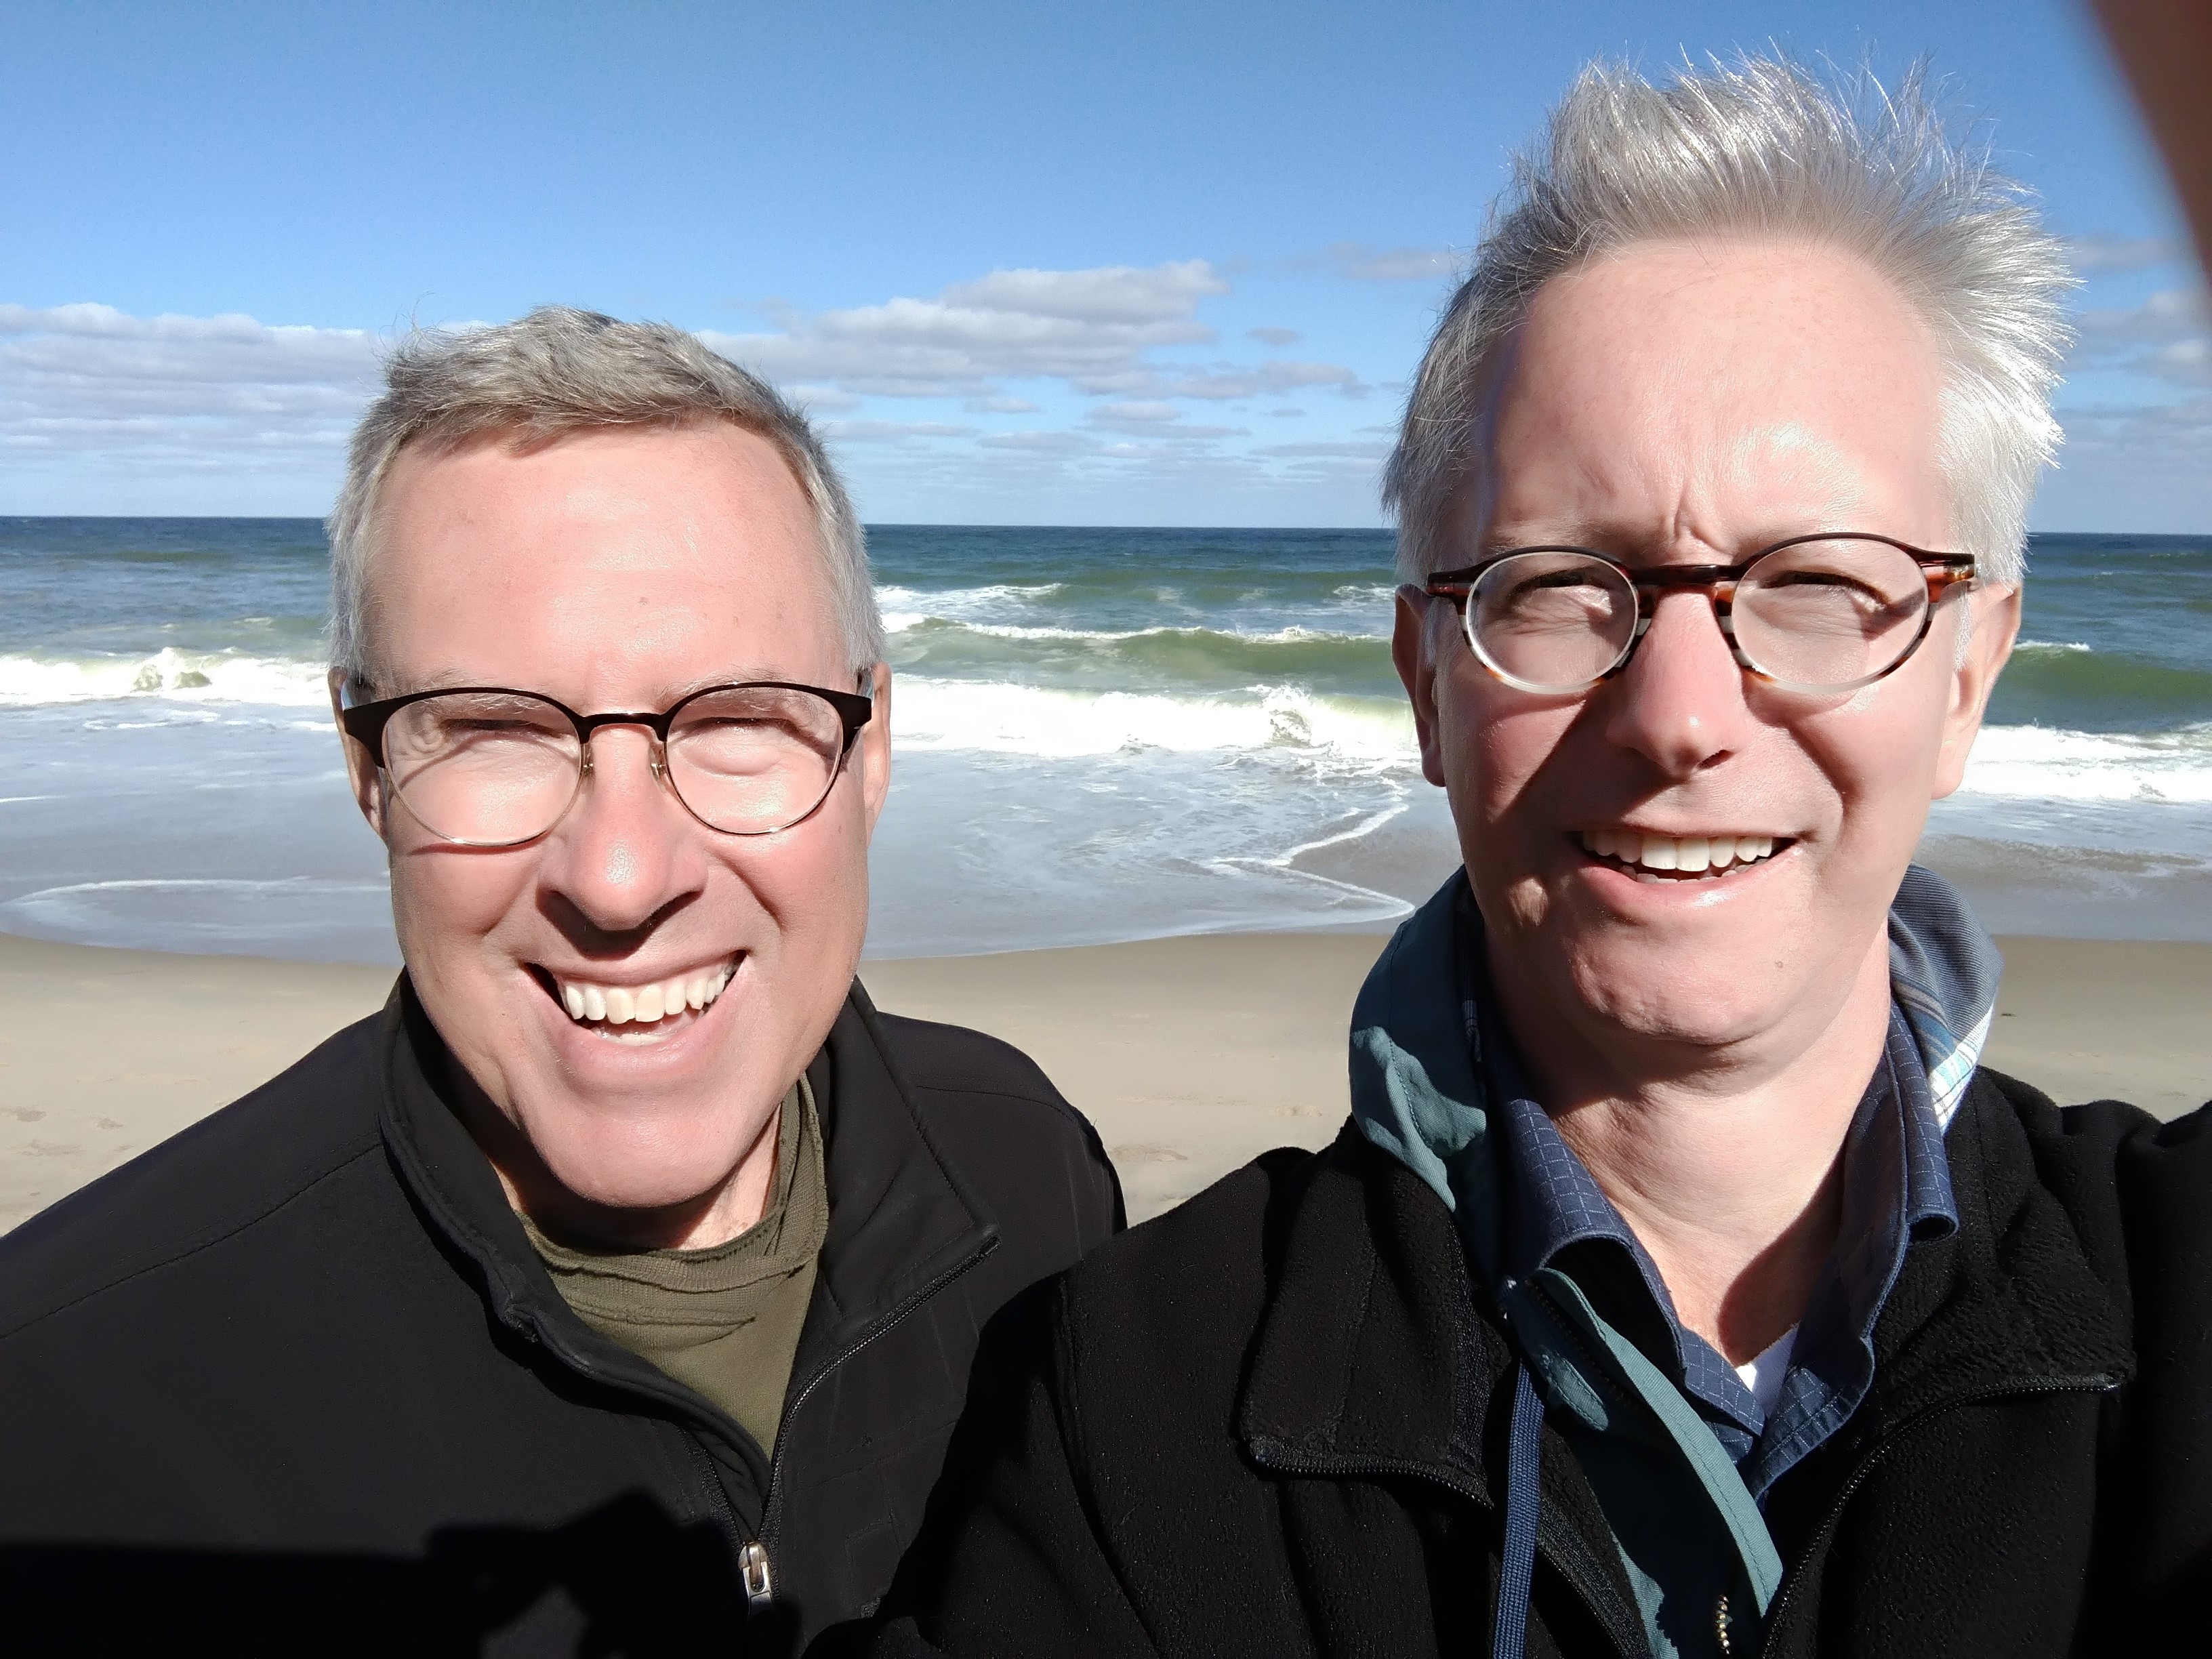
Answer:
[
  {"xmin": 1931, "ymin": 584, "xmax": 2020, "ymax": 798},
  {"xmin": 329, "ymin": 667, "xmax": 389, "ymax": 839},
  {"xmin": 856, "ymin": 661, "xmax": 893, "ymax": 838},
  {"xmin": 1393, "ymin": 588, "xmax": 1450, "ymax": 787}
]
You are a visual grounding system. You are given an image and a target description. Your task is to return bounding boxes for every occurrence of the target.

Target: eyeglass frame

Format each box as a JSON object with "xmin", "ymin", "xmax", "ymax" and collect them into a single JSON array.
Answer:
[
  {"xmin": 337, "ymin": 678, "xmax": 876, "ymax": 844},
  {"xmin": 1418, "ymin": 532, "xmax": 1980, "ymax": 695}
]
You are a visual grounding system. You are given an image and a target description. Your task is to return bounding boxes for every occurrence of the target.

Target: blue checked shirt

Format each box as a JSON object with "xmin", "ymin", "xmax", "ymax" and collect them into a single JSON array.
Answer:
[{"xmin": 1477, "ymin": 970, "xmax": 1959, "ymax": 1500}]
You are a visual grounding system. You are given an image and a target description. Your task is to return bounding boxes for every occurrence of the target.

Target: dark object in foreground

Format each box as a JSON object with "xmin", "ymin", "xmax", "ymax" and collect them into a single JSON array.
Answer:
[
  {"xmin": 0, "ymin": 981, "xmax": 1120, "ymax": 1656},
  {"xmin": 858, "ymin": 1073, "xmax": 2212, "ymax": 1657},
  {"xmin": 0, "ymin": 1495, "xmax": 737, "ymax": 1656}
]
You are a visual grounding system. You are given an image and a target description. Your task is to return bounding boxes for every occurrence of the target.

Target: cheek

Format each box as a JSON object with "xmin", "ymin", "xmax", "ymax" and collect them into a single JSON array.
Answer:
[
  {"xmin": 1439, "ymin": 678, "xmax": 1578, "ymax": 837},
  {"xmin": 1800, "ymin": 680, "xmax": 1952, "ymax": 833},
  {"xmin": 390, "ymin": 846, "xmax": 535, "ymax": 977},
  {"xmin": 718, "ymin": 797, "xmax": 873, "ymax": 951}
]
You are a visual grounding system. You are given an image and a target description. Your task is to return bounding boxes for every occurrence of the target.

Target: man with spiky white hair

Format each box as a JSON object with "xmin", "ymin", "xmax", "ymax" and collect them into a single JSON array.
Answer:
[{"xmin": 856, "ymin": 58, "xmax": 2212, "ymax": 1659}]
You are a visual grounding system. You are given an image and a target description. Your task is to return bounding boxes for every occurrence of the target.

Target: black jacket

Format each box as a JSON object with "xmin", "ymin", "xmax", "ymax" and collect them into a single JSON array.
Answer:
[
  {"xmin": 864, "ymin": 1071, "xmax": 2212, "ymax": 1657},
  {"xmin": 0, "ymin": 978, "xmax": 1122, "ymax": 1656}
]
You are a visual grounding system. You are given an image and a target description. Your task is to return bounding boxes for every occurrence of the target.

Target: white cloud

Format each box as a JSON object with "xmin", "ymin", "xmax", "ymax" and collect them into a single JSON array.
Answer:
[
  {"xmin": 1162, "ymin": 361, "xmax": 1366, "ymax": 401},
  {"xmin": 2067, "ymin": 234, "xmax": 2184, "ymax": 274},
  {"xmin": 704, "ymin": 262, "xmax": 1370, "ymax": 407},
  {"xmin": 821, "ymin": 418, "xmax": 977, "ymax": 445},
  {"xmin": 1248, "ymin": 325, "xmax": 1302, "ymax": 346},
  {"xmin": 0, "ymin": 293, "xmax": 1389, "ymax": 522},
  {"xmin": 701, "ymin": 262, "xmax": 1230, "ymax": 398},
  {"xmin": 1256, "ymin": 439, "xmax": 1392, "ymax": 459},
  {"xmin": 1323, "ymin": 242, "xmax": 1458, "ymax": 282},
  {"xmin": 978, "ymin": 429, "xmax": 1099, "ymax": 453},
  {"xmin": 2041, "ymin": 395, "xmax": 2212, "ymax": 531},
  {"xmin": 2072, "ymin": 287, "xmax": 2212, "ymax": 386},
  {"xmin": 2076, "ymin": 287, "xmax": 2209, "ymax": 344},
  {"xmin": 784, "ymin": 383, "xmax": 863, "ymax": 413},
  {"xmin": 936, "ymin": 264, "xmax": 1224, "ymax": 324},
  {"xmin": 1084, "ymin": 405, "xmax": 1249, "ymax": 440},
  {"xmin": 0, "ymin": 303, "xmax": 384, "ymax": 510},
  {"xmin": 1088, "ymin": 400, "xmax": 1183, "ymax": 426}
]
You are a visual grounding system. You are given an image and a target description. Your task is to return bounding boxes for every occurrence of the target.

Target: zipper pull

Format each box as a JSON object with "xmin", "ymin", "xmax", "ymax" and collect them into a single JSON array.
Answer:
[{"xmin": 739, "ymin": 1539, "xmax": 775, "ymax": 1608}]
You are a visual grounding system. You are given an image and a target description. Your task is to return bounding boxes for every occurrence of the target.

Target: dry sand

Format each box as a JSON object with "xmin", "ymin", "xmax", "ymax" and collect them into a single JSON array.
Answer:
[{"xmin": 2, "ymin": 929, "xmax": 2206, "ymax": 1232}]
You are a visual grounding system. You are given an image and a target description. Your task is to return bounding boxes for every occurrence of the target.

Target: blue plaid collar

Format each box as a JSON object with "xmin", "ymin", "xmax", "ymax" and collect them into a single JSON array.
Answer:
[
  {"xmin": 1477, "ymin": 956, "xmax": 1957, "ymax": 1487},
  {"xmin": 1350, "ymin": 866, "xmax": 1987, "ymax": 1492}
]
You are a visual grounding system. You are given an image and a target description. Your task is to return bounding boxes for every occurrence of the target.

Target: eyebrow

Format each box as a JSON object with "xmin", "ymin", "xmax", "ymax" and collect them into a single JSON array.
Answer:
[
  {"xmin": 392, "ymin": 665, "xmax": 801, "ymax": 706},
  {"xmin": 1478, "ymin": 523, "xmax": 1848, "ymax": 560}
]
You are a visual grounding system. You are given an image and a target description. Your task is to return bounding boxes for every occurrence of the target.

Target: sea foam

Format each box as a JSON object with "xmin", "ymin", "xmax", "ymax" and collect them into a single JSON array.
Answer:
[
  {"xmin": 0, "ymin": 649, "xmax": 328, "ymax": 708},
  {"xmin": 1959, "ymin": 723, "xmax": 2212, "ymax": 804},
  {"xmin": 891, "ymin": 677, "xmax": 1414, "ymax": 762}
]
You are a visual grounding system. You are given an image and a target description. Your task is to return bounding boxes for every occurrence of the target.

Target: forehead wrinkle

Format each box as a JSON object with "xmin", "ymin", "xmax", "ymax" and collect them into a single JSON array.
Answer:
[
  {"xmin": 1490, "ymin": 371, "xmax": 1885, "ymax": 560},
  {"xmin": 1652, "ymin": 419, "xmax": 1881, "ymax": 554}
]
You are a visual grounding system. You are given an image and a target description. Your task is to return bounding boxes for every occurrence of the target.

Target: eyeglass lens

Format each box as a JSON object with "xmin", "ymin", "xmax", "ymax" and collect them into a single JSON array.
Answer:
[
  {"xmin": 380, "ymin": 686, "xmax": 851, "ymax": 846},
  {"xmin": 1466, "ymin": 537, "xmax": 1933, "ymax": 693}
]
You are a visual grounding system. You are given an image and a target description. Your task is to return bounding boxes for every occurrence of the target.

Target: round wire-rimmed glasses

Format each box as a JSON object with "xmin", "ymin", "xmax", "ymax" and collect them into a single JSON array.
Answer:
[
  {"xmin": 1420, "ymin": 533, "xmax": 1979, "ymax": 695},
  {"xmin": 338, "ymin": 680, "xmax": 874, "ymax": 847}
]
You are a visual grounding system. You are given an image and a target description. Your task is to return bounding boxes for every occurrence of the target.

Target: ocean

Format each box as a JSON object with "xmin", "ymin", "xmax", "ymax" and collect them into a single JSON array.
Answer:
[{"xmin": 3, "ymin": 518, "xmax": 2210, "ymax": 963}]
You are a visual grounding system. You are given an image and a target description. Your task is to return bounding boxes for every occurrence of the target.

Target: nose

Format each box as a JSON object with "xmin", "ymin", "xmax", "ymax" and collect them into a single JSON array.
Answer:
[
  {"xmin": 1598, "ymin": 589, "xmax": 1757, "ymax": 780},
  {"xmin": 535, "ymin": 724, "xmax": 708, "ymax": 937}
]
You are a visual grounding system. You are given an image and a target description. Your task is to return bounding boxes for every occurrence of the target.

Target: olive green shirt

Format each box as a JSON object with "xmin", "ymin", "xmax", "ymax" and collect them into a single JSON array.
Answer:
[{"xmin": 519, "ymin": 1078, "xmax": 827, "ymax": 1452}]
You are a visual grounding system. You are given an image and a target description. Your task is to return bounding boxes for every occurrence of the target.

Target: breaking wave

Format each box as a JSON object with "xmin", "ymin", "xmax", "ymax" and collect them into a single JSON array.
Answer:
[
  {"xmin": 892, "ymin": 678, "xmax": 1414, "ymax": 763},
  {"xmin": 0, "ymin": 649, "xmax": 328, "ymax": 708}
]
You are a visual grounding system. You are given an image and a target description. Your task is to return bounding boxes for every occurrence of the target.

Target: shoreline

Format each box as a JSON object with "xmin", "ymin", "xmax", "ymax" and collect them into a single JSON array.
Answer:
[{"xmin": 3, "ymin": 929, "xmax": 2207, "ymax": 1233}]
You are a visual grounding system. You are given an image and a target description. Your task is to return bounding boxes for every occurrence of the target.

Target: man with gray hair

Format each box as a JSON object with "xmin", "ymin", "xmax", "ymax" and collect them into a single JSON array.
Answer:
[
  {"xmin": 860, "ymin": 58, "xmax": 2212, "ymax": 1658},
  {"xmin": 0, "ymin": 307, "xmax": 1120, "ymax": 1655}
]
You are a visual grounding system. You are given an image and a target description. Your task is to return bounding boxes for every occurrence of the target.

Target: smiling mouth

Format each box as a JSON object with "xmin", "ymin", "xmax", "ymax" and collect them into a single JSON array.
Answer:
[
  {"xmin": 532, "ymin": 957, "xmax": 738, "ymax": 1043},
  {"xmin": 1578, "ymin": 829, "xmax": 1790, "ymax": 884}
]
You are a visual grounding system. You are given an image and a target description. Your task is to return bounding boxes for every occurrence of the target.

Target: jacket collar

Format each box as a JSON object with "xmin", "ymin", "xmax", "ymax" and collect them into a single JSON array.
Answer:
[
  {"xmin": 1234, "ymin": 1126, "xmax": 1652, "ymax": 1654},
  {"xmin": 1862, "ymin": 1067, "xmax": 2134, "ymax": 1420},
  {"xmin": 1236, "ymin": 1124, "xmax": 1490, "ymax": 1485},
  {"xmin": 790, "ymin": 983, "xmax": 999, "ymax": 1383},
  {"xmin": 1232, "ymin": 1075, "xmax": 2135, "ymax": 1650},
  {"xmin": 373, "ymin": 975, "xmax": 998, "ymax": 1487}
]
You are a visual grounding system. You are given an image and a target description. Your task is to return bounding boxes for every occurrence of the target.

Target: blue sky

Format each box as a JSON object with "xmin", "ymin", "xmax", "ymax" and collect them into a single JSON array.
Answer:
[{"xmin": 3, "ymin": 0, "xmax": 2206, "ymax": 530}]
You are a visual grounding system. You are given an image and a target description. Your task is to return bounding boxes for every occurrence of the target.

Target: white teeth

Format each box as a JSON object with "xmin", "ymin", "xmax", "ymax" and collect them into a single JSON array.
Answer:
[
  {"xmin": 1581, "ymin": 831, "xmax": 1780, "ymax": 877},
  {"xmin": 551, "ymin": 960, "xmax": 735, "ymax": 1031}
]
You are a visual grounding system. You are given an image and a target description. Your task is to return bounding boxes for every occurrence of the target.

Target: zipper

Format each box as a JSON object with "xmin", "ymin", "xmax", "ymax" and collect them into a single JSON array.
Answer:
[
  {"xmin": 682, "ymin": 1432, "xmax": 757, "ymax": 1594},
  {"xmin": 1246, "ymin": 1439, "xmax": 1649, "ymax": 1658},
  {"xmin": 737, "ymin": 1540, "xmax": 775, "ymax": 1605},
  {"xmin": 513, "ymin": 1228, "xmax": 995, "ymax": 1620},
  {"xmin": 1757, "ymin": 1372, "xmax": 2119, "ymax": 1653},
  {"xmin": 525, "ymin": 1313, "xmax": 779, "ymax": 1614},
  {"xmin": 758, "ymin": 1237, "xmax": 997, "ymax": 1549}
]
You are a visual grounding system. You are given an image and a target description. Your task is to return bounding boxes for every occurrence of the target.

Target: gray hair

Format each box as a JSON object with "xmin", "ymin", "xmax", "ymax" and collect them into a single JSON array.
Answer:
[
  {"xmin": 1384, "ymin": 56, "xmax": 2074, "ymax": 586},
  {"xmin": 327, "ymin": 306, "xmax": 880, "ymax": 695}
]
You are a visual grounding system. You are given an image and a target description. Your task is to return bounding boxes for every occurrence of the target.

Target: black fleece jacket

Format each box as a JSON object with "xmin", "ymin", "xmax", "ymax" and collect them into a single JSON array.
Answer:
[
  {"xmin": 0, "ymin": 978, "xmax": 1122, "ymax": 1657},
  {"xmin": 858, "ymin": 1071, "xmax": 2212, "ymax": 1658}
]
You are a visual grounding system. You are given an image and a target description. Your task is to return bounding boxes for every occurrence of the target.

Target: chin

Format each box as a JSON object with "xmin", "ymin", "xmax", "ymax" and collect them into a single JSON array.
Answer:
[
  {"xmin": 530, "ymin": 1112, "xmax": 749, "ymax": 1216},
  {"xmin": 1559, "ymin": 936, "xmax": 1783, "ymax": 1047}
]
